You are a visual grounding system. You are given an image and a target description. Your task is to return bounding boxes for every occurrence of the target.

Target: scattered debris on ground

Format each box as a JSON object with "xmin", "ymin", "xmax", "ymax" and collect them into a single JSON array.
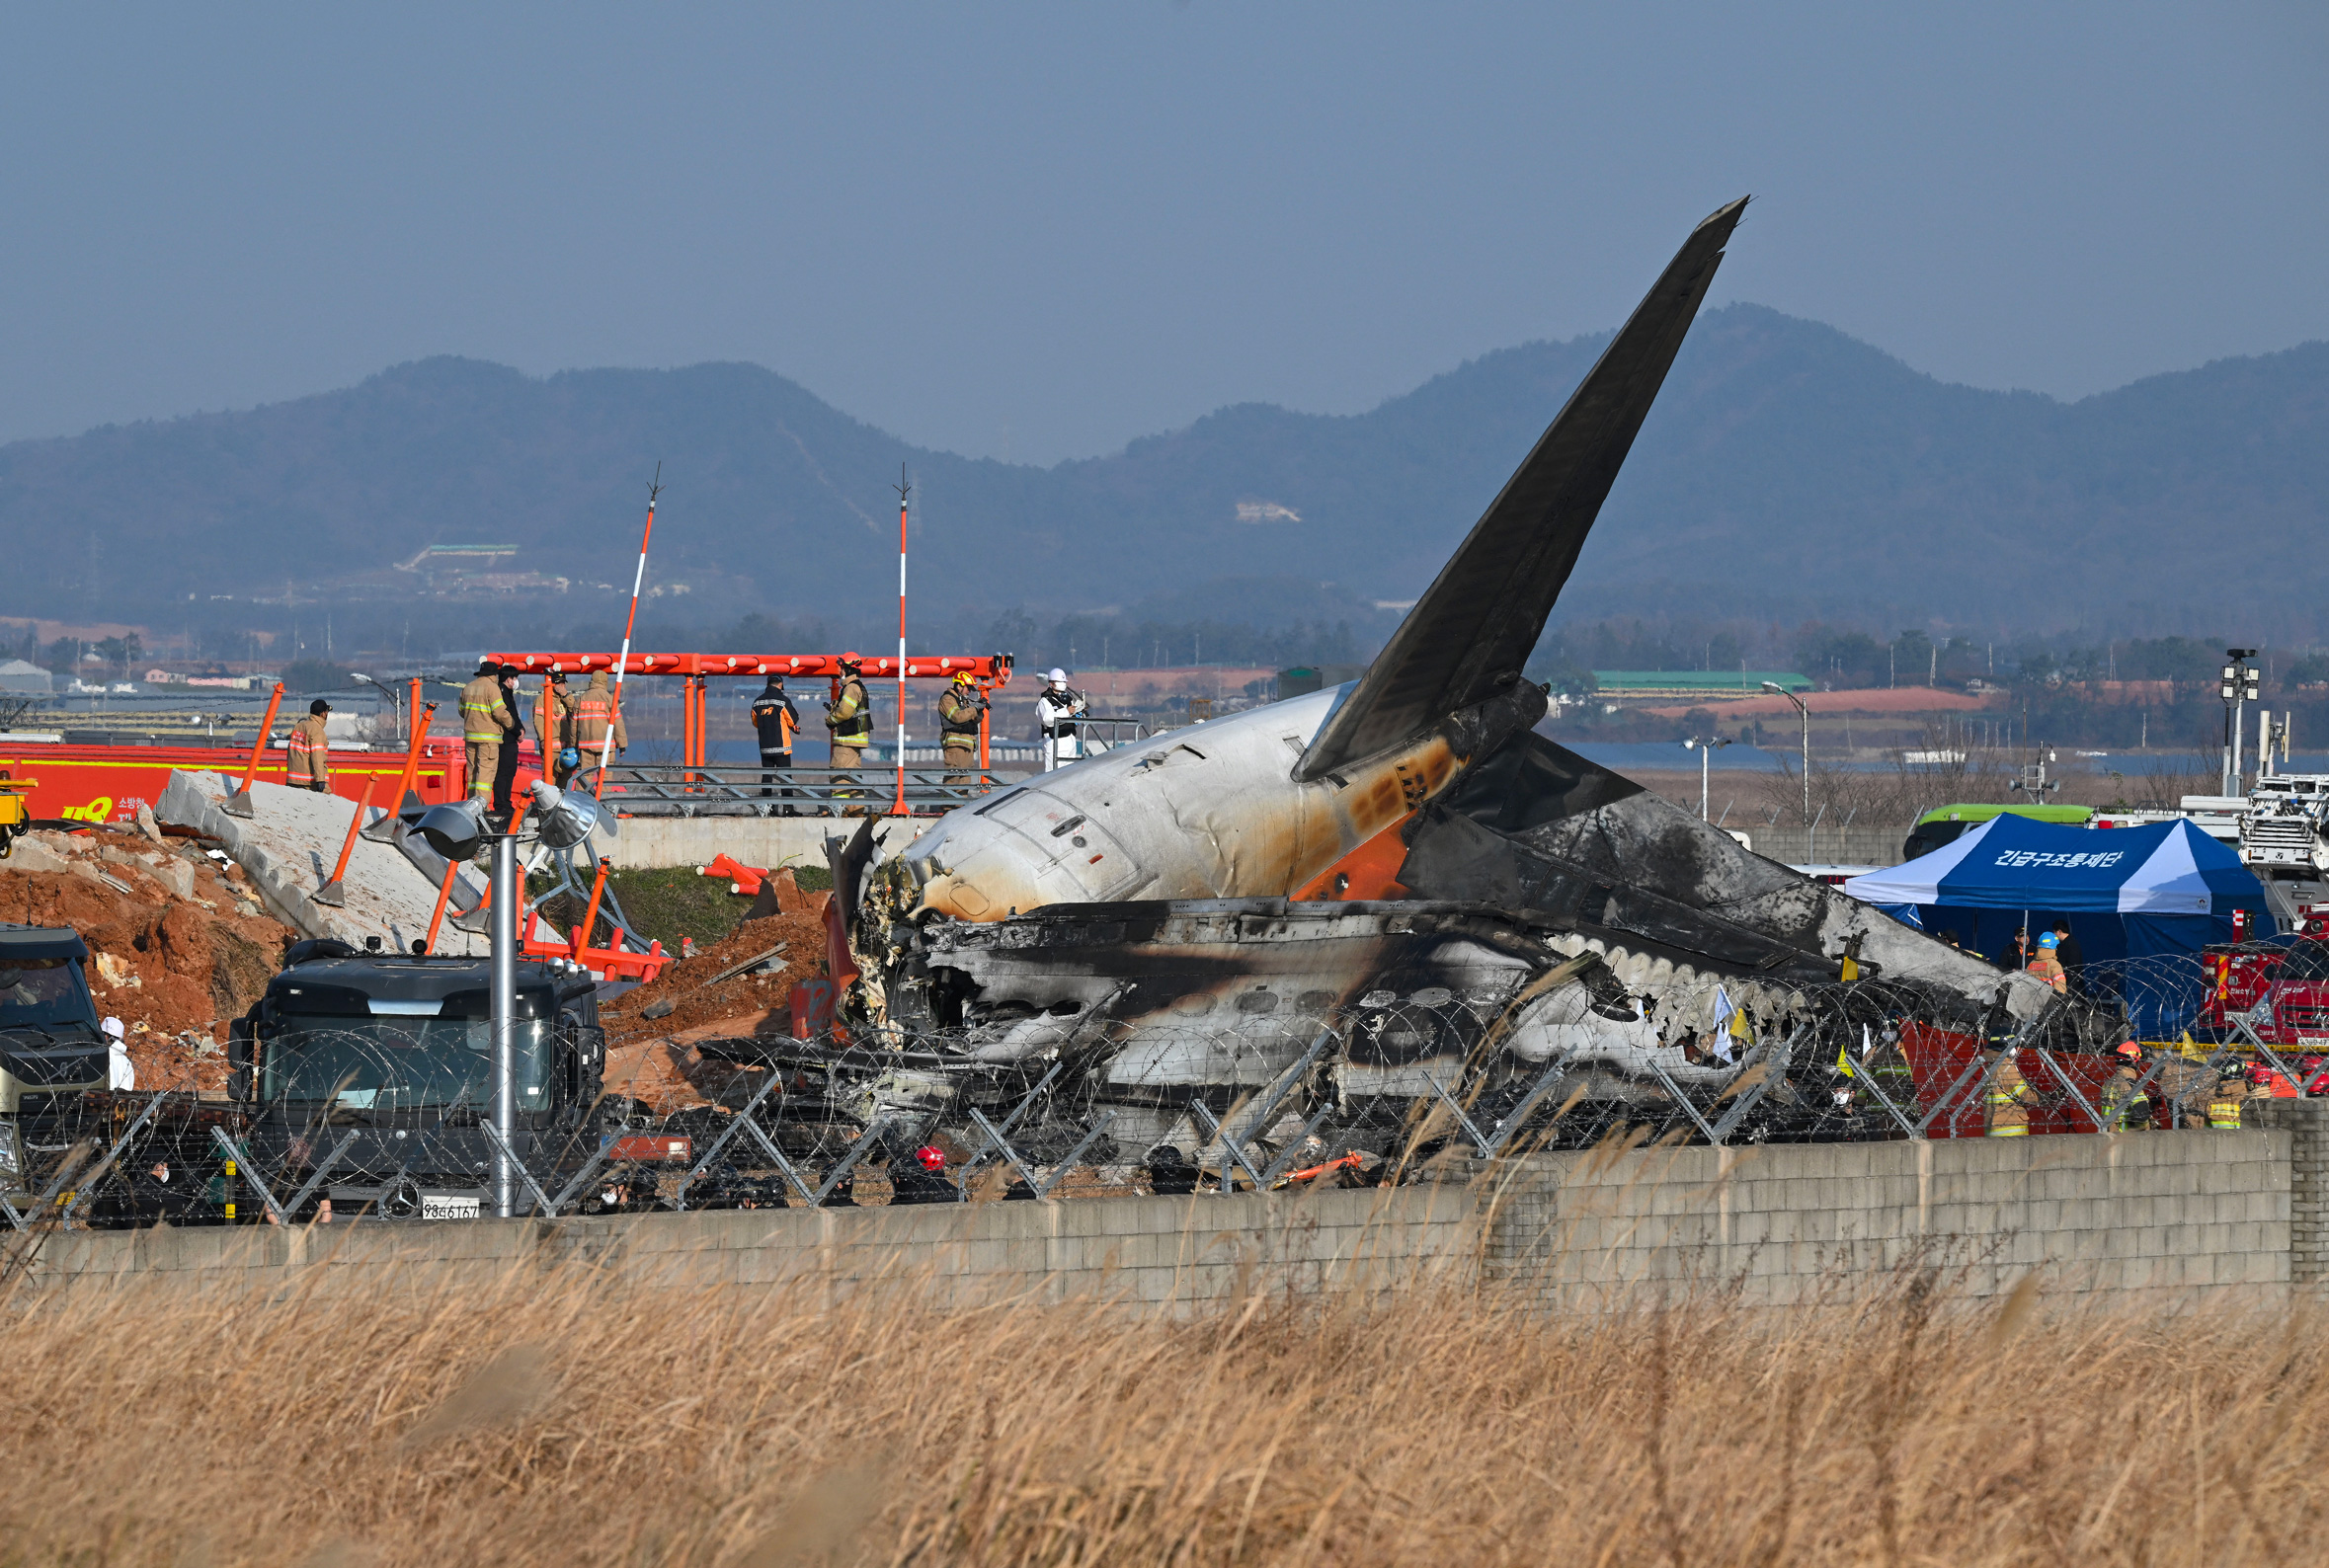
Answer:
[
  {"xmin": 596, "ymin": 879, "xmax": 831, "ymax": 1113},
  {"xmin": 1, "ymin": 826, "xmax": 293, "ymax": 1090}
]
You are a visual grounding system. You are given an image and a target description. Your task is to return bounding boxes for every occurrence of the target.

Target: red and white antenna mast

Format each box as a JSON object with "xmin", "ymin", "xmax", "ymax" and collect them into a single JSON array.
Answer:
[
  {"xmin": 890, "ymin": 464, "xmax": 911, "ymax": 815},
  {"xmin": 595, "ymin": 464, "xmax": 660, "ymax": 800}
]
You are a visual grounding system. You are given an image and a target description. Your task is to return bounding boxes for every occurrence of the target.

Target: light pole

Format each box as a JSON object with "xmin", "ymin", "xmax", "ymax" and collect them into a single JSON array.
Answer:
[
  {"xmin": 1681, "ymin": 735, "xmax": 1731, "ymax": 820},
  {"xmin": 412, "ymin": 780, "xmax": 607, "ymax": 1218},
  {"xmin": 2221, "ymin": 649, "xmax": 2260, "ymax": 796},
  {"xmin": 1761, "ymin": 681, "xmax": 1810, "ymax": 828},
  {"xmin": 349, "ymin": 671, "xmax": 402, "ymax": 740}
]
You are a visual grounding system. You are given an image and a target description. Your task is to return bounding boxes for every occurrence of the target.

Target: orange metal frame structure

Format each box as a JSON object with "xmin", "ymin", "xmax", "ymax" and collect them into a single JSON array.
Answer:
[{"xmin": 488, "ymin": 651, "xmax": 1015, "ymax": 779}]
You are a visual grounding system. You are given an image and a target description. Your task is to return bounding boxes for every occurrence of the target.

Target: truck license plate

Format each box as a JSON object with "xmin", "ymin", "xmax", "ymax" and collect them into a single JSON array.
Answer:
[{"xmin": 421, "ymin": 1194, "xmax": 482, "ymax": 1220}]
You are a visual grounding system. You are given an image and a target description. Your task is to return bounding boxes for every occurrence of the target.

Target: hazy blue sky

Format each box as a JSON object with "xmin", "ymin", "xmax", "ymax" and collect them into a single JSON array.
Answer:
[{"xmin": 3, "ymin": 4, "xmax": 2324, "ymax": 465}]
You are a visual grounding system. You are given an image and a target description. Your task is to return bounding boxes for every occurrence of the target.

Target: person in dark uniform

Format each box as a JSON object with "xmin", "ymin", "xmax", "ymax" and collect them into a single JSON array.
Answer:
[
  {"xmin": 749, "ymin": 674, "xmax": 802, "ymax": 808},
  {"xmin": 491, "ymin": 664, "xmax": 525, "ymax": 821},
  {"xmin": 2049, "ymin": 918, "xmax": 2086, "ymax": 996}
]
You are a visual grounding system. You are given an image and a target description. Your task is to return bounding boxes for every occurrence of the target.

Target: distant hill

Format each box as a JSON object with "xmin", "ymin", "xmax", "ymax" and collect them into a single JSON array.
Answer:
[{"xmin": 5, "ymin": 304, "xmax": 2327, "ymax": 641}]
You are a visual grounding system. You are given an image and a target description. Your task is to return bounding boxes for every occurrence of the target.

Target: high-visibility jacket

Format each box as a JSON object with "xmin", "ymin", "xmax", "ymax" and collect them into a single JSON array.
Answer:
[
  {"xmin": 1986, "ymin": 1058, "xmax": 2033, "ymax": 1137},
  {"xmin": 285, "ymin": 714, "xmax": 329, "ymax": 784},
  {"xmin": 2102, "ymin": 1064, "xmax": 2152, "ymax": 1131},
  {"xmin": 751, "ymin": 686, "xmax": 801, "ymax": 750},
  {"xmin": 544, "ymin": 683, "xmax": 576, "ymax": 750},
  {"xmin": 827, "ymin": 677, "xmax": 872, "ymax": 745},
  {"xmin": 2027, "ymin": 955, "xmax": 2067, "ymax": 994},
  {"xmin": 2209, "ymin": 1084, "xmax": 2247, "ymax": 1130},
  {"xmin": 573, "ymin": 673, "xmax": 627, "ymax": 750},
  {"xmin": 460, "ymin": 675, "xmax": 516, "ymax": 744},
  {"xmin": 937, "ymin": 685, "xmax": 984, "ymax": 745}
]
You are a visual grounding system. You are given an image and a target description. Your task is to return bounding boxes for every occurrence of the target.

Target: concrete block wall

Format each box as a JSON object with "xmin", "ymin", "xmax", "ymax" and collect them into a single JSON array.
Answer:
[
  {"xmin": 9, "ymin": 1132, "xmax": 2298, "ymax": 1309},
  {"xmin": 2254, "ymin": 1099, "xmax": 2329, "ymax": 1283},
  {"xmin": 16, "ymin": 1184, "xmax": 1480, "ymax": 1310},
  {"xmin": 1475, "ymin": 1131, "xmax": 2290, "ymax": 1307},
  {"xmin": 600, "ymin": 815, "xmax": 918, "ymax": 871}
]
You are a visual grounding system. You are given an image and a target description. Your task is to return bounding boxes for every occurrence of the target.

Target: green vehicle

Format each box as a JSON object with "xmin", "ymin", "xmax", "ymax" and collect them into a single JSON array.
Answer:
[{"xmin": 1902, "ymin": 804, "xmax": 2096, "ymax": 862}]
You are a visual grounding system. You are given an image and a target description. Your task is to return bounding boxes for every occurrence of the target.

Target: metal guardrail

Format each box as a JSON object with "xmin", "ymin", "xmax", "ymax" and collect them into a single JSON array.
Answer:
[{"xmin": 575, "ymin": 762, "xmax": 1007, "ymax": 818}]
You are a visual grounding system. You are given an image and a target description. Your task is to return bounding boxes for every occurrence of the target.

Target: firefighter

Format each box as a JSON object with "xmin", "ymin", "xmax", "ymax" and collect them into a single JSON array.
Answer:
[
  {"xmin": 2209, "ymin": 1071, "xmax": 2249, "ymax": 1130},
  {"xmin": 2027, "ymin": 930, "xmax": 2068, "ymax": 993},
  {"xmin": 572, "ymin": 669, "xmax": 627, "ymax": 781},
  {"xmin": 491, "ymin": 664, "xmax": 526, "ymax": 820},
  {"xmin": 459, "ymin": 659, "xmax": 517, "ymax": 808},
  {"xmin": 2153, "ymin": 1039, "xmax": 2216, "ymax": 1130},
  {"xmin": 937, "ymin": 670, "xmax": 986, "ymax": 789},
  {"xmin": 1035, "ymin": 667, "xmax": 1087, "ymax": 772},
  {"xmin": 1984, "ymin": 1049, "xmax": 2033, "ymax": 1137},
  {"xmin": 545, "ymin": 671, "xmax": 579, "ymax": 787},
  {"xmin": 750, "ymin": 674, "xmax": 802, "ymax": 807},
  {"xmin": 825, "ymin": 654, "xmax": 872, "ymax": 812},
  {"xmin": 2101, "ymin": 1040, "xmax": 2154, "ymax": 1131},
  {"xmin": 285, "ymin": 699, "xmax": 331, "ymax": 793}
]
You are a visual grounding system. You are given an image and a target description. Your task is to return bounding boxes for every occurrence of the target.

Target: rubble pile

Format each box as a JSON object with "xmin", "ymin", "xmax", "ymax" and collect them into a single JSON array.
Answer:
[
  {"xmin": 599, "ymin": 899, "xmax": 829, "ymax": 1114},
  {"xmin": 2, "ymin": 826, "xmax": 293, "ymax": 1089}
]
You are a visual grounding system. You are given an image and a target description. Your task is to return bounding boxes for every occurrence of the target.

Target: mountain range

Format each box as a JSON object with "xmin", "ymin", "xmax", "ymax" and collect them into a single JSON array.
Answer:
[{"xmin": 5, "ymin": 303, "xmax": 2326, "ymax": 643}]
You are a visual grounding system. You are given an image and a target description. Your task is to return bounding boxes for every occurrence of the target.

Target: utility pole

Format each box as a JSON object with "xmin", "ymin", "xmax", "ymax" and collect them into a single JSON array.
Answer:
[{"xmin": 1762, "ymin": 682, "xmax": 1809, "ymax": 828}]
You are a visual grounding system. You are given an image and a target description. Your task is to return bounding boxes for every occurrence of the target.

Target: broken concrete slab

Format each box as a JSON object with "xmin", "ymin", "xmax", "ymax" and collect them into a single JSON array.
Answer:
[
  {"xmin": 154, "ymin": 770, "xmax": 549, "ymax": 957},
  {"xmin": 100, "ymin": 843, "xmax": 196, "ymax": 900}
]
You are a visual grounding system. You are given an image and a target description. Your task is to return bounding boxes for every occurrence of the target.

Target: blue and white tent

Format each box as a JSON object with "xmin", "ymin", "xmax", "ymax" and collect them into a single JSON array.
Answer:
[{"xmin": 1842, "ymin": 815, "xmax": 2273, "ymax": 1035}]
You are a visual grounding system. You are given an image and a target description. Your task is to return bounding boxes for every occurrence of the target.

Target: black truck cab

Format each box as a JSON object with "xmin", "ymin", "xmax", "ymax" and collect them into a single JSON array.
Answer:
[
  {"xmin": 0, "ymin": 923, "xmax": 112, "ymax": 1187},
  {"xmin": 230, "ymin": 944, "xmax": 607, "ymax": 1217}
]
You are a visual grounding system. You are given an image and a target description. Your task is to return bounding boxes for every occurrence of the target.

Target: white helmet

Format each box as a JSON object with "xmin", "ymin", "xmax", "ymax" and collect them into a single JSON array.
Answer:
[{"xmin": 1047, "ymin": 667, "xmax": 1068, "ymax": 683}]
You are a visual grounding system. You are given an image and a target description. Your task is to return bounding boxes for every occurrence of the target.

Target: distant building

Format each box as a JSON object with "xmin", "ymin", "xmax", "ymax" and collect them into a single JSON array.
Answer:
[{"xmin": 0, "ymin": 660, "xmax": 52, "ymax": 695}]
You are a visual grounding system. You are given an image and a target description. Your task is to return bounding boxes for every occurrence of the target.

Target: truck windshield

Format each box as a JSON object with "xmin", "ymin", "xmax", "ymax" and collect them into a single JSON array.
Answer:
[
  {"xmin": 262, "ymin": 1014, "xmax": 549, "ymax": 1110},
  {"xmin": 2282, "ymin": 944, "xmax": 2329, "ymax": 982},
  {"xmin": 0, "ymin": 957, "xmax": 96, "ymax": 1031}
]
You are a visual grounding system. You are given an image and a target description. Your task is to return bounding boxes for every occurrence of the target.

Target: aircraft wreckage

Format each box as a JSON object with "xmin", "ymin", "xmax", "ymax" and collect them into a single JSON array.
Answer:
[{"xmin": 720, "ymin": 197, "xmax": 2061, "ymax": 1175}]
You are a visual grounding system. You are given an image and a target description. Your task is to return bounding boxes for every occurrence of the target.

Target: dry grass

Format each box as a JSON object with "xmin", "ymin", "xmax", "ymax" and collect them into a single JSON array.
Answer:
[{"xmin": 0, "ymin": 1248, "xmax": 2323, "ymax": 1566}]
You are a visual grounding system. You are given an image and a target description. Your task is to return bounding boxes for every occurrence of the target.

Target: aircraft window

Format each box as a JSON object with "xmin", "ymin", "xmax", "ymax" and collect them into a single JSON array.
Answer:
[
  {"xmin": 1297, "ymin": 990, "xmax": 1335, "ymax": 1011},
  {"xmin": 1407, "ymin": 986, "xmax": 1454, "ymax": 1007},
  {"xmin": 1359, "ymin": 989, "xmax": 1396, "ymax": 1009},
  {"xmin": 1169, "ymin": 993, "xmax": 1216, "ymax": 1016},
  {"xmin": 1235, "ymin": 990, "xmax": 1280, "ymax": 1015}
]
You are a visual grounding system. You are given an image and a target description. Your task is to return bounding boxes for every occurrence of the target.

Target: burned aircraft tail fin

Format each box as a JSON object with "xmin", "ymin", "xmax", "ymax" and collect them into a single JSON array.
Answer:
[{"xmin": 1295, "ymin": 196, "xmax": 1746, "ymax": 783}]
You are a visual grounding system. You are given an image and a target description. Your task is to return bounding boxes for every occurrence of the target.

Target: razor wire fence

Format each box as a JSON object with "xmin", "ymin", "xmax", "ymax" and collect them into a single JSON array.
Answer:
[{"xmin": 2, "ymin": 949, "xmax": 2309, "ymax": 1229}]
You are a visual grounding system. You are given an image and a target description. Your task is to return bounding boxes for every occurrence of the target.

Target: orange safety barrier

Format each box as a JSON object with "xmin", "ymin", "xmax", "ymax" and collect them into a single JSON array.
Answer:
[
  {"xmin": 313, "ymin": 775, "xmax": 377, "ymax": 904},
  {"xmin": 698, "ymin": 852, "xmax": 769, "ymax": 896},
  {"xmin": 422, "ymin": 860, "xmax": 460, "ymax": 954}
]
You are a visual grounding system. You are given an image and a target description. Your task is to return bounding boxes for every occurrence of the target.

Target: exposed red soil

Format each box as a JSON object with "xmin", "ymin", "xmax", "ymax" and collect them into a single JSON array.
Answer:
[
  {"xmin": 596, "ymin": 886, "xmax": 833, "ymax": 1114},
  {"xmin": 2, "ymin": 829, "xmax": 295, "ymax": 1091}
]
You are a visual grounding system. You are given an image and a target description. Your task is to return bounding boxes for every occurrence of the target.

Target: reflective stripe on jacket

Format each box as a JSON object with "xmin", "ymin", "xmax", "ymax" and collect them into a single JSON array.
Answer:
[
  {"xmin": 460, "ymin": 675, "xmax": 515, "ymax": 743},
  {"xmin": 285, "ymin": 715, "xmax": 329, "ymax": 782},
  {"xmin": 938, "ymin": 688, "xmax": 983, "ymax": 743},
  {"xmin": 827, "ymin": 678, "xmax": 872, "ymax": 745}
]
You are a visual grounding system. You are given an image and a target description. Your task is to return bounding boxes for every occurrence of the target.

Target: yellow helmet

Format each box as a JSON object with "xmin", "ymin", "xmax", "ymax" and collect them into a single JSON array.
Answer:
[{"xmin": 951, "ymin": 670, "xmax": 975, "ymax": 686}]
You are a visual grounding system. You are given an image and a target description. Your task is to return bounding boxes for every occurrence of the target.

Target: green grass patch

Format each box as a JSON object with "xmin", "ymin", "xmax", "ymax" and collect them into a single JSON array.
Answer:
[{"xmin": 529, "ymin": 864, "xmax": 832, "ymax": 952}]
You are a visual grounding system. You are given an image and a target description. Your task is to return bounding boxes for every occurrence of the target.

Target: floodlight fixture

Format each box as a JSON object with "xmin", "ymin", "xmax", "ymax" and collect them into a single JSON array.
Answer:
[
  {"xmin": 414, "ymin": 800, "xmax": 486, "ymax": 862},
  {"xmin": 528, "ymin": 778, "xmax": 612, "ymax": 849}
]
